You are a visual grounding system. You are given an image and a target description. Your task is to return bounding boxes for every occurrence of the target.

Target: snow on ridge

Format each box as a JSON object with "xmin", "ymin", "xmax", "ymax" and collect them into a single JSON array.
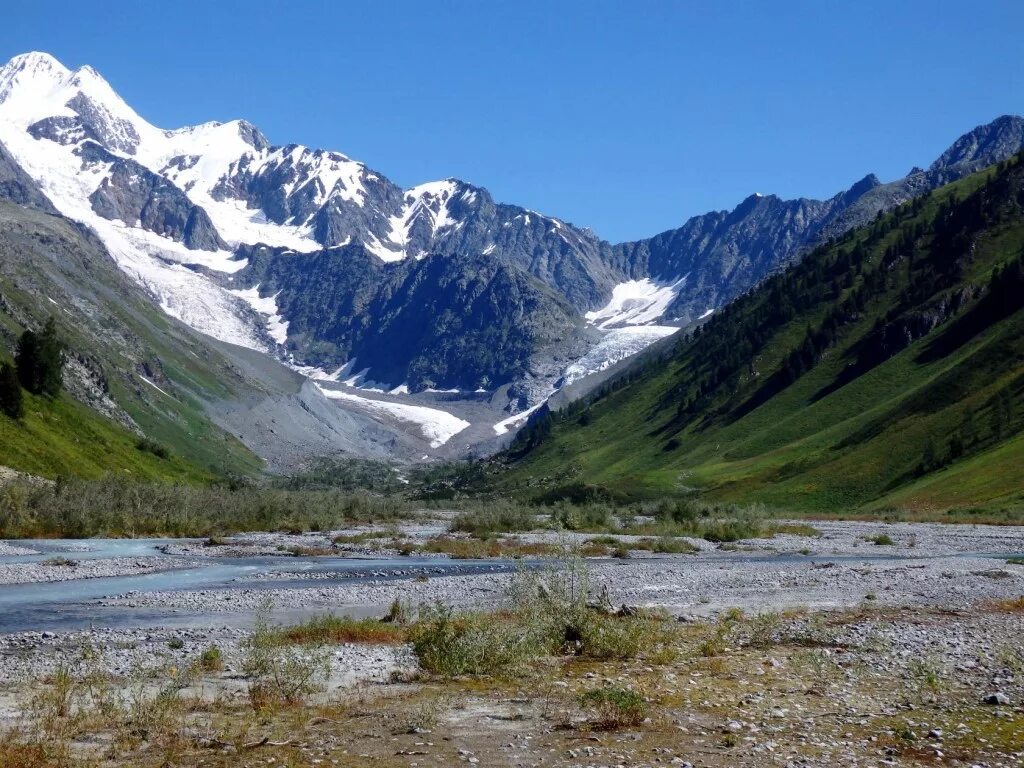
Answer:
[
  {"xmin": 382, "ymin": 179, "xmax": 460, "ymax": 260},
  {"xmin": 585, "ymin": 276, "xmax": 688, "ymax": 329},
  {"xmin": 315, "ymin": 384, "xmax": 470, "ymax": 448},
  {"xmin": 0, "ymin": 65, "xmax": 279, "ymax": 353}
]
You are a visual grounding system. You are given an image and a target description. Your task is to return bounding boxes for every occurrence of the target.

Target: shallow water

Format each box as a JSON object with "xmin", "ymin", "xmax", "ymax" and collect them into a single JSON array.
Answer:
[{"xmin": 0, "ymin": 538, "xmax": 509, "ymax": 633}]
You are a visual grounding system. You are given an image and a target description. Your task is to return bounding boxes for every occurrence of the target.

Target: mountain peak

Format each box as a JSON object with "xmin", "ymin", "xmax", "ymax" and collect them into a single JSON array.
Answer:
[
  {"xmin": 929, "ymin": 114, "xmax": 1024, "ymax": 172},
  {"xmin": 1, "ymin": 51, "xmax": 69, "ymax": 76},
  {"xmin": 0, "ymin": 51, "xmax": 72, "ymax": 103},
  {"xmin": 846, "ymin": 172, "xmax": 881, "ymax": 199}
]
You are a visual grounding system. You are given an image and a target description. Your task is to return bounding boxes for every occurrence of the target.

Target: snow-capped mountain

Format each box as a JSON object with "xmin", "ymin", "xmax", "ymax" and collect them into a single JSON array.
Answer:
[
  {"xmin": 0, "ymin": 52, "xmax": 635, "ymax": 398},
  {"xmin": 1, "ymin": 50, "xmax": 1022, "ymax": 458}
]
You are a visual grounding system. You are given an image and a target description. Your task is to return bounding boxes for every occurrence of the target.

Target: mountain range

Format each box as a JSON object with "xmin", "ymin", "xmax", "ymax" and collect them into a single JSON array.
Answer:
[
  {"xmin": 500, "ymin": 152, "xmax": 1024, "ymax": 514},
  {"xmin": 0, "ymin": 50, "xmax": 1022, "ymax": 474}
]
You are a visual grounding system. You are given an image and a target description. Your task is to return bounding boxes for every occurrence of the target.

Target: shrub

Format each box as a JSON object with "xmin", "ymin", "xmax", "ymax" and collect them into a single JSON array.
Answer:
[
  {"xmin": 0, "ymin": 474, "xmax": 410, "ymax": 539},
  {"xmin": 534, "ymin": 482, "xmax": 628, "ymax": 507},
  {"xmin": 408, "ymin": 604, "xmax": 545, "ymax": 677},
  {"xmin": 580, "ymin": 686, "xmax": 647, "ymax": 729},
  {"xmin": 633, "ymin": 536, "xmax": 698, "ymax": 554},
  {"xmin": 869, "ymin": 534, "xmax": 895, "ymax": 546},
  {"xmin": 549, "ymin": 501, "xmax": 614, "ymax": 531},
  {"xmin": 135, "ymin": 438, "xmax": 170, "ymax": 460},
  {"xmin": 243, "ymin": 608, "xmax": 329, "ymax": 709},
  {"xmin": 576, "ymin": 612, "xmax": 677, "ymax": 661},
  {"xmin": 744, "ymin": 611, "xmax": 782, "ymax": 648},
  {"xmin": 384, "ymin": 598, "xmax": 412, "ymax": 624},
  {"xmin": 196, "ymin": 645, "xmax": 223, "ymax": 672},
  {"xmin": 410, "ymin": 557, "xmax": 680, "ymax": 678},
  {"xmin": 450, "ymin": 503, "xmax": 538, "ymax": 537}
]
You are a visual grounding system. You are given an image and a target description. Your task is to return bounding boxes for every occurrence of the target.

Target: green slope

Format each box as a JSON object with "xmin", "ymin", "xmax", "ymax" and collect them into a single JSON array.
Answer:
[
  {"xmin": 0, "ymin": 386, "xmax": 219, "ymax": 481},
  {"xmin": 502, "ymin": 155, "xmax": 1024, "ymax": 517},
  {"xmin": 0, "ymin": 201, "xmax": 264, "ymax": 480}
]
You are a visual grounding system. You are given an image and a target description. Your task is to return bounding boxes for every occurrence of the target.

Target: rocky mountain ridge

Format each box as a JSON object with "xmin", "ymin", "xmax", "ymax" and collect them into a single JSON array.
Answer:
[{"xmin": 0, "ymin": 50, "xmax": 1021, "ymax": 452}]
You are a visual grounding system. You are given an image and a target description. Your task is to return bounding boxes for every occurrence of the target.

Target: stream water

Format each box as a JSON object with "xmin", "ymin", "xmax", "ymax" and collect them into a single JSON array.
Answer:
[{"xmin": 0, "ymin": 538, "xmax": 509, "ymax": 633}]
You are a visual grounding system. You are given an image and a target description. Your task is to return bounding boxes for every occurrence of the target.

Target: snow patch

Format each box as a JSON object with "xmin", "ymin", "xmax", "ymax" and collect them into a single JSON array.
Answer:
[
  {"xmin": 316, "ymin": 385, "xmax": 470, "ymax": 448},
  {"xmin": 585, "ymin": 277, "xmax": 688, "ymax": 328},
  {"xmin": 493, "ymin": 403, "xmax": 543, "ymax": 435},
  {"xmin": 139, "ymin": 375, "xmax": 172, "ymax": 398}
]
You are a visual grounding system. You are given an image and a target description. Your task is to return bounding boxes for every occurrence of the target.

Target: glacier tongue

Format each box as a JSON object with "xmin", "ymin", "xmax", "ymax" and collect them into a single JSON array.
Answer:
[
  {"xmin": 561, "ymin": 326, "xmax": 678, "ymax": 388},
  {"xmin": 315, "ymin": 384, "xmax": 471, "ymax": 448}
]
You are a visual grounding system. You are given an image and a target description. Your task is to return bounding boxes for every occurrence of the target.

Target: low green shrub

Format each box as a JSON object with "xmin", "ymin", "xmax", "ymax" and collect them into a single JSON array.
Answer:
[
  {"xmin": 450, "ymin": 503, "xmax": 539, "ymax": 537},
  {"xmin": 580, "ymin": 686, "xmax": 647, "ymax": 729},
  {"xmin": 408, "ymin": 604, "xmax": 545, "ymax": 677},
  {"xmin": 196, "ymin": 645, "xmax": 223, "ymax": 672}
]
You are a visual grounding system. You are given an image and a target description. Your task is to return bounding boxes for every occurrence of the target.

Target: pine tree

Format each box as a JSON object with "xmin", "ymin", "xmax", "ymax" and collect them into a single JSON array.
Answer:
[
  {"xmin": 38, "ymin": 317, "xmax": 65, "ymax": 399},
  {"xmin": 0, "ymin": 362, "xmax": 23, "ymax": 419},
  {"xmin": 15, "ymin": 329, "xmax": 41, "ymax": 393},
  {"xmin": 14, "ymin": 318, "xmax": 64, "ymax": 398}
]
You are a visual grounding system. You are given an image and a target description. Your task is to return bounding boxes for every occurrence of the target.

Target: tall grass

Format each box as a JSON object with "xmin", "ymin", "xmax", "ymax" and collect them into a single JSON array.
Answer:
[
  {"xmin": 0, "ymin": 474, "xmax": 409, "ymax": 538},
  {"xmin": 448, "ymin": 496, "xmax": 778, "ymax": 544}
]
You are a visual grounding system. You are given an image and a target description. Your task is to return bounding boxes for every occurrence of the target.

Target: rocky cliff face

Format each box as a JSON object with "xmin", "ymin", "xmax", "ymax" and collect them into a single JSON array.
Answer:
[
  {"xmin": 80, "ymin": 141, "xmax": 226, "ymax": 251},
  {"xmin": 236, "ymin": 242, "xmax": 584, "ymax": 391},
  {"xmin": 0, "ymin": 140, "xmax": 56, "ymax": 214}
]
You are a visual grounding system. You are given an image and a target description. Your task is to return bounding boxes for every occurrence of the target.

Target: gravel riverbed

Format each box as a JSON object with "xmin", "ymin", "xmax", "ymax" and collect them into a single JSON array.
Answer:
[{"xmin": 1, "ymin": 520, "xmax": 1022, "ymax": 690}]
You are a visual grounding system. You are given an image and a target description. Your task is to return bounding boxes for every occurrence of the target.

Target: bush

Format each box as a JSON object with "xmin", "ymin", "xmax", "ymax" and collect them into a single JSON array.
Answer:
[
  {"xmin": 135, "ymin": 437, "xmax": 170, "ymax": 460},
  {"xmin": 243, "ymin": 609, "xmax": 329, "ymax": 709},
  {"xmin": 270, "ymin": 614, "xmax": 405, "ymax": 646},
  {"xmin": 196, "ymin": 645, "xmax": 223, "ymax": 672},
  {"xmin": 549, "ymin": 502, "xmax": 614, "ymax": 532},
  {"xmin": 0, "ymin": 474, "xmax": 410, "ymax": 538},
  {"xmin": 580, "ymin": 686, "xmax": 647, "ymax": 729},
  {"xmin": 576, "ymin": 612, "xmax": 677, "ymax": 661},
  {"xmin": 408, "ymin": 604, "xmax": 545, "ymax": 678},
  {"xmin": 450, "ymin": 503, "xmax": 538, "ymax": 537},
  {"xmin": 534, "ymin": 482, "xmax": 628, "ymax": 506}
]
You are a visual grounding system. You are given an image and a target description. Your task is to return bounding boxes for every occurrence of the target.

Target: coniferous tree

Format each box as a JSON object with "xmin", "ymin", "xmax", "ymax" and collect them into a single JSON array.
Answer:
[
  {"xmin": 38, "ymin": 318, "xmax": 65, "ymax": 399},
  {"xmin": 0, "ymin": 362, "xmax": 23, "ymax": 419},
  {"xmin": 14, "ymin": 329, "xmax": 41, "ymax": 393},
  {"xmin": 14, "ymin": 318, "xmax": 64, "ymax": 398}
]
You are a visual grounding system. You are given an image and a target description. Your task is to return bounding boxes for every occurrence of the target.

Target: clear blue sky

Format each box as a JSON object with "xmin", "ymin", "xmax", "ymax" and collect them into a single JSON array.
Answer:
[{"xmin": 3, "ymin": 1, "xmax": 1021, "ymax": 241}]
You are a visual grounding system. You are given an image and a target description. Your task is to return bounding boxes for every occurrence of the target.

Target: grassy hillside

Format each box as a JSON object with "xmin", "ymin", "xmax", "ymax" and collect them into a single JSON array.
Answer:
[
  {"xmin": 501, "ymin": 155, "xmax": 1024, "ymax": 519},
  {"xmin": 0, "ymin": 384, "xmax": 220, "ymax": 481},
  {"xmin": 0, "ymin": 201, "xmax": 264, "ymax": 480}
]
